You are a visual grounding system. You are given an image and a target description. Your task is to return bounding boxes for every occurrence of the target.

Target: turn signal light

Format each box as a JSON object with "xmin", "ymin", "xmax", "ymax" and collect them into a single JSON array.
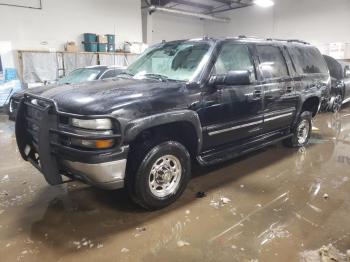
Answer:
[{"xmin": 95, "ymin": 139, "xmax": 114, "ymax": 149}]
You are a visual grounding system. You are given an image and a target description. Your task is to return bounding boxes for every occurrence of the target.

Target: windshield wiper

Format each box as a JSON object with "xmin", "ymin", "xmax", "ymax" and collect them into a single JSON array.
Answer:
[{"xmin": 142, "ymin": 73, "xmax": 169, "ymax": 82}]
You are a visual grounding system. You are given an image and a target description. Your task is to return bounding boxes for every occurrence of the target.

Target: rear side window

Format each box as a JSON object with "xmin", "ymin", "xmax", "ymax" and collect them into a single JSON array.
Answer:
[
  {"xmin": 256, "ymin": 45, "xmax": 289, "ymax": 79},
  {"xmin": 289, "ymin": 46, "xmax": 328, "ymax": 74}
]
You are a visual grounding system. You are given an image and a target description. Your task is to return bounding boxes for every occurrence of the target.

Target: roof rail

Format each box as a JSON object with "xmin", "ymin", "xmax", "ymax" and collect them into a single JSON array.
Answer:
[
  {"xmin": 287, "ymin": 39, "xmax": 310, "ymax": 45},
  {"xmin": 236, "ymin": 36, "xmax": 310, "ymax": 45}
]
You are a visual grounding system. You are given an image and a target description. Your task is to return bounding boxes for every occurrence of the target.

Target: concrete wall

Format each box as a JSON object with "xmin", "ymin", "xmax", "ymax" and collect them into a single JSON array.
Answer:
[
  {"xmin": 0, "ymin": 0, "xmax": 142, "ymax": 51},
  {"xmin": 204, "ymin": 0, "xmax": 350, "ymax": 44},
  {"xmin": 146, "ymin": 11, "xmax": 205, "ymax": 44}
]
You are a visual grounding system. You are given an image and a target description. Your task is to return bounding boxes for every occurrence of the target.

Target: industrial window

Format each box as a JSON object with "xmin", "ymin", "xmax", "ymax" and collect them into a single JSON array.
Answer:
[
  {"xmin": 256, "ymin": 45, "xmax": 289, "ymax": 79},
  {"xmin": 214, "ymin": 43, "xmax": 255, "ymax": 78},
  {"xmin": 289, "ymin": 46, "xmax": 328, "ymax": 75}
]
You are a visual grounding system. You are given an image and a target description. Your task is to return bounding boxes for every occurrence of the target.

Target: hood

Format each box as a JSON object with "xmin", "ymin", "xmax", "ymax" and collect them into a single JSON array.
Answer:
[{"xmin": 24, "ymin": 78, "xmax": 187, "ymax": 116}]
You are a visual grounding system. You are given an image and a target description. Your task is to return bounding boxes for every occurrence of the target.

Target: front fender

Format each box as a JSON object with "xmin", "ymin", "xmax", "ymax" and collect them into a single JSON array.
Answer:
[{"xmin": 123, "ymin": 110, "xmax": 203, "ymax": 154}]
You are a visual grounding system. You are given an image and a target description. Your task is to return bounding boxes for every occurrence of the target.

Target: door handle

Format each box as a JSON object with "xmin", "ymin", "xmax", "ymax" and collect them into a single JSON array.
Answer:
[
  {"xmin": 253, "ymin": 90, "xmax": 262, "ymax": 98},
  {"xmin": 285, "ymin": 86, "xmax": 293, "ymax": 93}
]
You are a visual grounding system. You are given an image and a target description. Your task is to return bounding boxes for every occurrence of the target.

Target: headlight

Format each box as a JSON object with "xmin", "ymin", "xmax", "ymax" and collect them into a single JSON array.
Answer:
[{"xmin": 71, "ymin": 118, "xmax": 112, "ymax": 130}]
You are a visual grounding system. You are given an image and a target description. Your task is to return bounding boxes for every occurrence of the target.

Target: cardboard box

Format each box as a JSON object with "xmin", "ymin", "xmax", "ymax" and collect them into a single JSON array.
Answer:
[
  {"xmin": 65, "ymin": 42, "xmax": 78, "ymax": 52},
  {"xmin": 98, "ymin": 35, "xmax": 108, "ymax": 44}
]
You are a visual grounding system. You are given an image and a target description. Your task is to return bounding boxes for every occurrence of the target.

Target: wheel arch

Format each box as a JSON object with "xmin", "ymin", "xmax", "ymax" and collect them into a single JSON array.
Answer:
[
  {"xmin": 124, "ymin": 110, "xmax": 203, "ymax": 156},
  {"xmin": 301, "ymin": 96, "xmax": 320, "ymax": 117}
]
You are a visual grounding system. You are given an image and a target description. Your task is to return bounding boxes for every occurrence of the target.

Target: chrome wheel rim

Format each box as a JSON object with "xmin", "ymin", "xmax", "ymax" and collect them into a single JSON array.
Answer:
[
  {"xmin": 148, "ymin": 155, "xmax": 182, "ymax": 198},
  {"xmin": 332, "ymin": 95, "xmax": 342, "ymax": 113},
  {"xmin": 297, "ymin": 120, "xmax": 310, "ymax": 145}
]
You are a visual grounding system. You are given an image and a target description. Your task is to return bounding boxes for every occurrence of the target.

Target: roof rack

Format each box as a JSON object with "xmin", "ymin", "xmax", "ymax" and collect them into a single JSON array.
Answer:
[
  {"xmin": 286, "ymin": 39, "xmax": 310, "ymax": 45},
  {"xmin": 237, "ymin": 35, "xmax": 310, "ymax": 45}
]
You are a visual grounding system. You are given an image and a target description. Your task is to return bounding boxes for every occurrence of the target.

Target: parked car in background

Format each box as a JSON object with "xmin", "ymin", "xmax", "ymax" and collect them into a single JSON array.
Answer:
[
  {"xmin": 0, "ymin": 80, "xmax": 22, "ymax": 110},
  {"xmin": 322, "ymin": 55, "xmax": 350, "ymax": 112},
  {"xmin": 6, "ymin": 65, "xmax": 125, "ymax": 119},
  {"xmin": 56, "ymin": 65, "xmax": 126, "ymax": 85},
  {"xmin": 15, "ymin": 37, "xmax": 328, "ymax": 210}
]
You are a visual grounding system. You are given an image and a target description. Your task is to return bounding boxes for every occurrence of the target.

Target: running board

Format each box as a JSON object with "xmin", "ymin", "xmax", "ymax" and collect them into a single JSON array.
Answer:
[{"xmin": 197, "ymin": 133, "xmax": 293, "ymax": 166}]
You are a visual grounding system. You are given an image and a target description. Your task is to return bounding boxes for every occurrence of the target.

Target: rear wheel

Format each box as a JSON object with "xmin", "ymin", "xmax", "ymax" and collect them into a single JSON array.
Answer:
[
  {"xmin": 127, "ymin": 140, "xmax": 191, "ymax": 210},
  {"xmin": 283, "ymin": 111, "xmax": 312, "ymax": 147},
  {"xmin": 331, "ymin": 94, "xmax": 343, "ymax": 113}
]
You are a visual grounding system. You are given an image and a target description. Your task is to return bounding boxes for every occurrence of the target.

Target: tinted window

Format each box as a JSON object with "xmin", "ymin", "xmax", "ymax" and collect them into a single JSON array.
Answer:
[
  {"xmin": 256, "ymin": 45, "xmax": 289, "ymax": 79},
  {"xmin": 101, "ymin": 69, "xmax": 123, "ymax": 79},
  {"xmin": 214, "ymin": 43, "xmax": 255, "ymax": 77},
  {"xmin": 289, "ymin": 46, "xmax": 328, "ymax": 74}
]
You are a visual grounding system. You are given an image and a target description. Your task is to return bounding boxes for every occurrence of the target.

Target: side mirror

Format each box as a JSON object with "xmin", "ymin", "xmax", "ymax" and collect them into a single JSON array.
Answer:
[{"xmin": 210, "ymin": 70, "xmax": 252, "ymax": 86}]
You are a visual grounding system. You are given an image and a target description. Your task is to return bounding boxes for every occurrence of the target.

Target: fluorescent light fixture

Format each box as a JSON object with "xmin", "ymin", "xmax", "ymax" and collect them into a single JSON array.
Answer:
[
  {"xmin": 254, "ymin": 0, "xmax": 274, "ymax": 7},
  {"xmin": 148, "ymin": 6, "xmax": 230, "ymax": 22}
]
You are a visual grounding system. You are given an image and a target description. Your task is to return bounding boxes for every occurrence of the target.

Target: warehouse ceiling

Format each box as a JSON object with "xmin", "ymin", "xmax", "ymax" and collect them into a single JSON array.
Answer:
[{"xmin": 144, "ymin": 0, "xmax": 253, "ymax": 15}]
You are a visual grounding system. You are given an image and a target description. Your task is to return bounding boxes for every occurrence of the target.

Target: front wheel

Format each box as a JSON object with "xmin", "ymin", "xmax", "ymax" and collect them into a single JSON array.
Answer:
[
  {"xmin": 283, "ymin": 111, "xmax": 312, "ymax": 147},
  {"xmin": 128, "ymin": 140, "xmax": 191, "ymax": 210}
]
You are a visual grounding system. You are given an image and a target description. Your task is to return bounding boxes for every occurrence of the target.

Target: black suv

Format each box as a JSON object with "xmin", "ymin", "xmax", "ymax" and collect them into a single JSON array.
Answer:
[
  {"xmin": 322, "ymin": 55, "xmax": 350, "ymax": 112},
  {"xmin": 15, "ymin": 37, "xmax": 329, "ymax": 210}
]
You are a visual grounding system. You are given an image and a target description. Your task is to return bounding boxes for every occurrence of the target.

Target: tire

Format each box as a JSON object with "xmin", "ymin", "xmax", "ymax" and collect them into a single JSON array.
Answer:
[
  {"xmin": 283, "ymin": 111, "xmax": 312, "ymax": 148},
  {"xmin": 330, "ymin": 94, "xmax": 343, "ymax": 113},
  {"xmin": 126, "ymin": 140, "xmax": 191, "ymax": 210}
]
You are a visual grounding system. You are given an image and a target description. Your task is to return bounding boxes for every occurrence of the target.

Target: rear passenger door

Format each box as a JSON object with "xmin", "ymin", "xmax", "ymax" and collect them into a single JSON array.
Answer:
[{"xmin": 255, "ymin": 44, "xmax": 297, "ymax": 133}]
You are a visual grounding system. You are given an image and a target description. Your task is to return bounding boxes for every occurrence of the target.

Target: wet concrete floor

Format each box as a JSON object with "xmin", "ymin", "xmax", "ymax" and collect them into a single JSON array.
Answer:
[{"xmin": 1, "ymin": 106, "xmax": 350, "ymax": 261}]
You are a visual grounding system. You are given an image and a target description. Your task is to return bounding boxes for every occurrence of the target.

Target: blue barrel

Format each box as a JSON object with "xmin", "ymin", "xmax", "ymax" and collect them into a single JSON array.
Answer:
[
  {"xmin": 106, "ymin": 34, "xmax": 115, "ymax": 44},
  {"xmin": 84, "ymin": 33, "xmax": 97, "ymax": 43},
  {"xmin": 107, "ymin": 44, "xmax": 115, "ymax": 52},
  {"xmin": 5, "ymin": 68, "xmax": 17, "ymax": 81},
  {"xmin": 98, "ymin": 43, "xmax": 108, "ymax": 52},
  {"xmin": 84, "ymin": 42, "xmax": 98, "ymax": 52}
]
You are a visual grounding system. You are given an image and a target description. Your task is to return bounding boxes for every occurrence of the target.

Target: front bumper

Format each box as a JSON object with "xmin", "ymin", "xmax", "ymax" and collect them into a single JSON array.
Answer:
[
  {"xmin": 62, "ymin": 159, "xmax": 127, "ymax": 190},
  {"xmin": 15, "ymin": 93, "xmax": 127, "ymax": 190}
]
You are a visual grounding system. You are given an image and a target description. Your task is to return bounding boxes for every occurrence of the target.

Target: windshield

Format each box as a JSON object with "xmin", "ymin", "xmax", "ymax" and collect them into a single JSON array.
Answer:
[
  {"xmin": 126, "ymin": 41, "xmax": 212, "ymax": 81},
  {"xmin": 58, "ymin": 68, "xmax": 102, "ymax": 85}
]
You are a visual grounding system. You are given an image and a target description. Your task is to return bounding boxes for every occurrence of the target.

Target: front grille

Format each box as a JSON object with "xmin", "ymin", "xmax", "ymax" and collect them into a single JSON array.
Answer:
[
  {"xmin": 18, "ymin": 94, "xmax": 123, "ymax": 159},
  {"xmin": 25, "ymin": 104, "xmax": 42, "ymax": 144}
]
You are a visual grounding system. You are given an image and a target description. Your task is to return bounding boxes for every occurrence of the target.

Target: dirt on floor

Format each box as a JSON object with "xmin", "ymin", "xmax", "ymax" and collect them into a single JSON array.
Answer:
[{"xmin": 1, "ymin": 105, "xmax": 350, "ymax": 261}]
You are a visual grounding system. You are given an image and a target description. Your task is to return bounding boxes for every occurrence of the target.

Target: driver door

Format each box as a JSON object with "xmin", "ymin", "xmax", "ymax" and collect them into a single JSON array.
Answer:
[{"xmin": 199, "ymin": 42, "xmax": 264, "ymax": 150}]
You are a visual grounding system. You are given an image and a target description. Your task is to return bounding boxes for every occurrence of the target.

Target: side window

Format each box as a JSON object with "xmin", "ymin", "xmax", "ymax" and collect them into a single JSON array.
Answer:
[
  {"xmin": 100, "ymin": 70, "xmax": 119, "ymax": 79},
  {"xmin": 214, "ymin": 43, "xmax": 255, "ymax": 79},
  {"xmin": 289, "ymin": 46, "xmax": 328, "ymax": 75},
  {"xmin": 256, "ymin": 45, "xmax": 289, "ymax": 79}
]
